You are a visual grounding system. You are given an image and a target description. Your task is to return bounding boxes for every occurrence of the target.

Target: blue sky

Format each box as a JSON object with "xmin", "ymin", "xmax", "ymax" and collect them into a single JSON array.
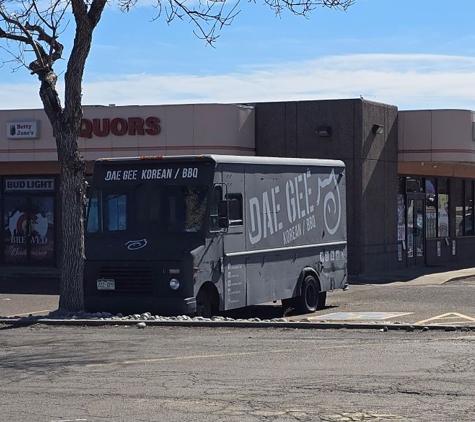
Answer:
[{"xmin": 2, "ymin": 0, "xmax": 475, "ymax": 110}]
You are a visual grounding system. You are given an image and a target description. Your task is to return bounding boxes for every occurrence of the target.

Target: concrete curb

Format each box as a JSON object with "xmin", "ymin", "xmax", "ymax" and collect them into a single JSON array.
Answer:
[{"xmin": 1, "ymin": 318, "xmax": 475, "ymax": 331}]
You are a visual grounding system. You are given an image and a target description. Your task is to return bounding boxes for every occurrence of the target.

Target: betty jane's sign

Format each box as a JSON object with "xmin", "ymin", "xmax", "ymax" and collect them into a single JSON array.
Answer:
[
  {"xmin": 80, "ymin": 116, "xmax": 161, "ymax": 138},
  {"xmin": 7, "ymin": 121, "xmax": 39, "ymax": 139}
]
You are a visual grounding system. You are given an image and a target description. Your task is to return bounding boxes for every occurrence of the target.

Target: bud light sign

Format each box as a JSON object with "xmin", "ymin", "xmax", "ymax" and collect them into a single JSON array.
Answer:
[{"xmin": 5, "ymin": 178, "xmax": 55, "ymax": 192}]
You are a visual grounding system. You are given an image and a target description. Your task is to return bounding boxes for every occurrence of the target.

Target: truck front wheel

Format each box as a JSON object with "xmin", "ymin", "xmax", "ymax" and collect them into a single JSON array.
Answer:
[
  {"xmin": 196, "ymin": 284, "xmax": 219, "ymax": 318},
  {"xmin": 196, "ymin": 292, "xmax": 211, "ymax": 318}
]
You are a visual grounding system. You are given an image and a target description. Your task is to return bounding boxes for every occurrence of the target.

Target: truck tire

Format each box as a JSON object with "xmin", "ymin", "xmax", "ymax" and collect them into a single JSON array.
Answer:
[
  {"xmin": 196, "ymin": 284, "xmax": 219, "ymax": 318},
  {"xmin": 295, "ymin": 274, "xmax": 319, "ymax": 314},
  {"xmin": 196, "ymin": 290, "xmax": 212, "ymax": 318}
]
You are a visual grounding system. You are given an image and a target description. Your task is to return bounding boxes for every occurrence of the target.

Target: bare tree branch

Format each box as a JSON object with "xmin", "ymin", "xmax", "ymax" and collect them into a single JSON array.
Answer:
[
  {"xmin": 115, "ymin": 0, "xmax": 354, "ymax": 45},
  {"xmin": 0, "ymin": 3, "xmax": 65, "ymax": 76}
]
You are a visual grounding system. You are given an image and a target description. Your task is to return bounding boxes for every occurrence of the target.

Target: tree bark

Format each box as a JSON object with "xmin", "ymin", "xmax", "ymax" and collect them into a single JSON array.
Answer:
[
  {"xmin": 57, "ymin": 136, "xmax": 86, "ymax": 312},
  {"xmin": 37, "ymin": 73, "xmax": 86, "ymax": 312}
]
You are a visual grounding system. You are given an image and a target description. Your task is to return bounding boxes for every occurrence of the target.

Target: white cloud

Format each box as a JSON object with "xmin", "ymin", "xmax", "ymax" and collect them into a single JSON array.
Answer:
[{"xmin": 2, "ymin": 53, "xmax": 475, "ymax": 111}]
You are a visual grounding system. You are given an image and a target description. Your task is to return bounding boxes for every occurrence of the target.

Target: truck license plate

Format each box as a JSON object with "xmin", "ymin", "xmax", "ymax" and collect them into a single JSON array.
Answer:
[{"xmin": 97, "ymin": 279, "xmax": 115, "ymax": 290}]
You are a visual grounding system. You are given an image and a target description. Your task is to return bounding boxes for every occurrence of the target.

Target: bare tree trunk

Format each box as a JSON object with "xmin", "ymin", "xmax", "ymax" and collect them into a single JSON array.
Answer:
[
  {"xmin": 58, "ymin": 146, "xmax": 86, "ymax": 311},
  {"xmin": 38, "ymin": 75, "xmax": 86, "ymax": 312}
]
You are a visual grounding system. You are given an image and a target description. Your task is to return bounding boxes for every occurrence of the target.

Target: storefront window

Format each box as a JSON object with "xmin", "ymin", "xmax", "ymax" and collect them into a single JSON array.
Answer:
[
  {"xmin": 425, "ymin": 178, "xmax": 437, "ymax": 239},
  {"xmin": 406, "ymin": 177, "xmax": 422, "ymax": 193},
  {"xmin": 464, "ymin": 180, "xmax": 474, "ymax": 236},
  {"xmin": 2, "ymin": 177, "xmax": 56, "ymax": 265},
  {"xmin": 407, "ymin": 199, "xmax": 414, "ymax": 258},
  {"xmin": 456, "ymin": 179, "xmax": 474, "ymax": 237},
  {"xmin": 437, "ymin": 179, "xmax": 449, "ymax": 237},
  {"xmin": 397, "ymin": 194, "xmax": 405, "ymax": 242},
  {"xmin": 3, "ymin": 196, "xmax": 55, "ymax": 264},
  {"xmin": 398, "ymin": 177, "xmax": 405, "ymax": 195},
  {"xmin": 30, "ymin": 196, "xmax": 55, "ymax": 264},
  {"xmin": 456, "ymin": 187, "xmax": 464, "ymax": 237}
]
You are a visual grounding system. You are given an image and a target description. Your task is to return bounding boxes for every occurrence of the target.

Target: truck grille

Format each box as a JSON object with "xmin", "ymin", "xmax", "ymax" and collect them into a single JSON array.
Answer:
[{"xmin": 99, "ymin": 266, "xmax": 154, "ymax": 294}]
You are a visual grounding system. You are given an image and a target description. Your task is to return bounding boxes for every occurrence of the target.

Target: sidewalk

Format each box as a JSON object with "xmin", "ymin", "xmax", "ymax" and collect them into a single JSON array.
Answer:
[
  {"xmin": 349, "ymin": 262, "xmax": 475, "ymax": 286},
  {"xmin": 0, "ymin": 266, "xmax": 60, "ymax": 295}
]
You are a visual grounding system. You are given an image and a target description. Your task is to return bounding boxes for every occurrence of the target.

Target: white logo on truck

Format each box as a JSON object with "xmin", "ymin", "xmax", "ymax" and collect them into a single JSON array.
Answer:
[
  {"xmin": 248, "ymin": 169, "xmax": 342, "ymax": 246},
  {"xmin": 125, "ymin": 239, "xmax": 148, "ymax": 250},
  {"xmin": 316, "ymin": 169, "xmax": 341, "ymax": 235}
]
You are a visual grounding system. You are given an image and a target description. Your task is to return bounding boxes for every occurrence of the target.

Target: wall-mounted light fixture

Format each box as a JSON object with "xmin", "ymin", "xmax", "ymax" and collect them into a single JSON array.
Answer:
[
  {"xmin": 315, "ymin": 126, "xmax": 332, "ymax": 137},
  {"xmin": 372, "ymin": 124, "xmax": 384, "ymax": 134}
]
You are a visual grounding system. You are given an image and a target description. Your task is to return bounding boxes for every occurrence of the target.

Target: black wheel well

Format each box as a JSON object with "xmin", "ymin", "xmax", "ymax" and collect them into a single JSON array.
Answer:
[
  {"xmin": 297, "ymin": 268, "xmax": 321, "ymax": 296},
  {"xmin": 197, "ymin": 281, "xmax": 220, "ymax": 309}
]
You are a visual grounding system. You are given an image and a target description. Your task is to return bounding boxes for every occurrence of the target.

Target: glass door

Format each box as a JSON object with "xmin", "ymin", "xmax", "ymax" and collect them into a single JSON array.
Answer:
[{"xmin": 406, "ymin": 194, "xmax": 425, "ymax": 266}]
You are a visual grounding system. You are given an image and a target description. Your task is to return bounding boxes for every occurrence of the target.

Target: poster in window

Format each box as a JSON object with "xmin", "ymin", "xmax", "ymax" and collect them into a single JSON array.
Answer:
[
  {"xmin": 425, "ymin": 207, "xmax": 437, "ymax": 239},
  {"xmin": 29, "ymin": 197, "xmax": 55, "ymax": 265},
  {"xmin": 407, "ymin": 199, "xmax": 414, "ymax": 258},
  {"xmin": 438, "ymin": 194, "xmax": 449, "ymax": 237},
  {"xmin": 3, "ymin": 197, "xmax": 28, "ymax": 264},
  {"xmin": 397, "ymin": 194, "xmax": 406, "ymax": 241},
  {"xmin": 2, "ymin": 196, "xmax": 55, "ymax": 265}
]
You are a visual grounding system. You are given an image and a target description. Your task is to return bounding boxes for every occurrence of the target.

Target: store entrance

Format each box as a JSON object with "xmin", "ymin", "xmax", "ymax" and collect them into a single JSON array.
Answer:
[
  {"xmin": 406, "ymin": 193, "xmax": 425, "ymax": 266},
  {"xmin": 2, "ymin": 194, "xmax": 55, "ymax": 266}
]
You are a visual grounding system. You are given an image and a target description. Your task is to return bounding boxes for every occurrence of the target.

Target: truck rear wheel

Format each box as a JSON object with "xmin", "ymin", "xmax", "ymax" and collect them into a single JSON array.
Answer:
[{"xmin": 295, "ymin": 275, "xmax": 319, "ymax": 314}]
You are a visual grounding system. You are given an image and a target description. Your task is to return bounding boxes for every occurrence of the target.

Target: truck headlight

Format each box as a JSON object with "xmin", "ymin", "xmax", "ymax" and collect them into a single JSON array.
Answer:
[{"xmin": 169, "ymin": 278, "xmax": 180, "ymax": 290}]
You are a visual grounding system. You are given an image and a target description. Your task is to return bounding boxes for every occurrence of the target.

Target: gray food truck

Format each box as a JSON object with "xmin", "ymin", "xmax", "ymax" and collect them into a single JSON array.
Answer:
[{"xmin": 84, "ymin": 154, "xmax": 347, "ymax": 316}]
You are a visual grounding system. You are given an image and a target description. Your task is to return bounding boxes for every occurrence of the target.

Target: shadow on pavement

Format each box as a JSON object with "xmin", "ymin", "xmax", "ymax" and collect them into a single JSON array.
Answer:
[{"xmin": 221, "ymin": 303, "xmax": 340, "ymax": 320}]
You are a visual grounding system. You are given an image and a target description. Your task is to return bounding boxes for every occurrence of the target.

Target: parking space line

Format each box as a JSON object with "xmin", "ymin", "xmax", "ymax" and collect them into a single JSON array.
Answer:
[
  {"xmin": 309, "ymin": 312, "xmax": 413, "ymax": 321},
  {"xmin": 414, "ymin": 312, "xmax": 475, "ymax": 326}
]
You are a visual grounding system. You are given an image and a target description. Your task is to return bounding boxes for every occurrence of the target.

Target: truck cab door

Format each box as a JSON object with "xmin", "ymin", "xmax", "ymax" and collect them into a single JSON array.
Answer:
[{"xmin": 221, "ymin": 166, "xmax": 247, "ymax": 310}]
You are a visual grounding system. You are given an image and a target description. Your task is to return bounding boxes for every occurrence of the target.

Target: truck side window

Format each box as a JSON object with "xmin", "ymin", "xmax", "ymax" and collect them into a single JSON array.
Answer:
[
  {"xmin": 227, "ymin": 193, "xmax": 243, "ymax": 226},
  {"xmin": 209, "ymin": 185, "xmax": 223, "ymax": 232},
  {"xmin": 184, "ymin": 186, "xmax": 208, "ymax": 232}
]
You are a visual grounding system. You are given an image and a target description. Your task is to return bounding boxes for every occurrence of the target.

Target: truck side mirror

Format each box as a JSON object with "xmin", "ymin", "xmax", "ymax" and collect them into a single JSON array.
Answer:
[
  {"xmin": 218, "ymin": 217, "xmax": 229, "ymax": 229},
  {"xmin": 218, "ymin": 200, "xmax": 228, "ymax": 218}
]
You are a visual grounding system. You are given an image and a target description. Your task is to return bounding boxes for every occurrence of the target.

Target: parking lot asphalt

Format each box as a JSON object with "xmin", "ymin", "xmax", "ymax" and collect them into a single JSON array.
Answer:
[{"xmin": 1, "ymin": 263, "xmax": 475, "ymax": 329}]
